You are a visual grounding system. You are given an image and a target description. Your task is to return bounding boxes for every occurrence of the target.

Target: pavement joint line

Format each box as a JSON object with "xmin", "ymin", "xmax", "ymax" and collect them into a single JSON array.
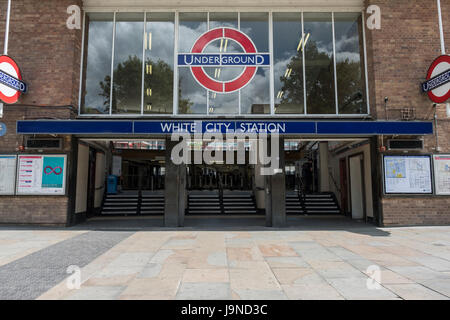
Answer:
[{"xmin": 382, "ymin": 264, "xmax": 450, "ymax": 298}]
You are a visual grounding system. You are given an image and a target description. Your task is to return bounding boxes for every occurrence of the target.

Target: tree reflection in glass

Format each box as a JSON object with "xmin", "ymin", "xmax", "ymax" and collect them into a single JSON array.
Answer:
[
  {"xmin": 178, "ymin": 12, "xmax": 207, "ymax": 114},
  {"xmin": 81, "ymin": 13, "xmax": 114, "ymax": 114},
  {"xmin": 144, "ymin": 13, "xmax": 175, "ymax": 114},
  {"xmin": 111, "ymin": 13, "xmax": 144, "ymax": 114},
  {"xmin": 335, "ymin": 13, "xmax": 367, "ymax": 114},
  {"xmin": 273, "ymin": 13, "xmax": 304, "ymax": 114}
]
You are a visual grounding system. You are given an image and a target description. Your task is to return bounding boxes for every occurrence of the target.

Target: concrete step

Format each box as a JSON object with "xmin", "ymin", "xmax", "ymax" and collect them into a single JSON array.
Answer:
[
  {"xmin": 187, "ymin": 210, "xmax": 222, "ymax": 214},
  {"xmin": 101, "ymin": 211, "xmax": 137, "ymax": 215}
]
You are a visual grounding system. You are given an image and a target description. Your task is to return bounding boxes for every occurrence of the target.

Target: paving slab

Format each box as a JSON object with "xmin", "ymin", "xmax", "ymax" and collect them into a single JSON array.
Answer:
[
  {"xmin": 176, "ymin": 283, "xmax": 231, "ymax": 300},
  {"xmin": 385, "ymin": 284, "xmax": 448, "ymax": 300}
]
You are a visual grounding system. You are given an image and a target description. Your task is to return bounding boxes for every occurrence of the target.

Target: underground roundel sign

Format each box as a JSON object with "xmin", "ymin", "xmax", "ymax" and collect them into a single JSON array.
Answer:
[
  {"xmin": 178, "ymin": 28, "xmax": 270, "ymax": 93},
  {"xmin": 0, "ymin": 55, "xmax": 27, "ymax": 104},
  {"xmin": 421, "ymin": 55, "xmax": 450, "ymax": 103}
]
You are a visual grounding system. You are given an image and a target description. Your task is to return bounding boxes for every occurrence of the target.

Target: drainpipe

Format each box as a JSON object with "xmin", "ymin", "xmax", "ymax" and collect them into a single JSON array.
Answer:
[
  {"xmin": 437, "ymin": 0, "xmax": 450, "ymax": 117},
  {"xmin": 0, "ymin": 0, "xmax": 12, "ymax": 118}
]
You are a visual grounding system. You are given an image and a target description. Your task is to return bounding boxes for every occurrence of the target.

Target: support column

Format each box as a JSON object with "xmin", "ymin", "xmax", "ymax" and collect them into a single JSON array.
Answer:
[
  {"xmin": 265, "ymin": 136, "xmax": 286, "ymax": 227},
  {"xmin": 319, "ymin": 142, "xmax": 330, "ymax": 192},
  {"xmin": 164, "ymin": 138, "xmax": 186, "ymax": 227},
  {"xmin": 254, "ymin": 161, "xmax": 265, "ymax": 213}
]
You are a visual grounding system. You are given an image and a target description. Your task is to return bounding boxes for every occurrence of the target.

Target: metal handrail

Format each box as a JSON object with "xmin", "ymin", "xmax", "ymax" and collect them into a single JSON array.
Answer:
[{"xmin": 328, "ymin": 170, "xmax": 341, "ymax": 195}]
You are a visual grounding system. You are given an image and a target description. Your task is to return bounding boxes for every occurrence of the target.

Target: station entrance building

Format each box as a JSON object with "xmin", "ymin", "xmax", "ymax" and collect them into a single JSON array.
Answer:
[{"xmin": 0, "ymin": 0, "xmax": 448, "ymax": 227}]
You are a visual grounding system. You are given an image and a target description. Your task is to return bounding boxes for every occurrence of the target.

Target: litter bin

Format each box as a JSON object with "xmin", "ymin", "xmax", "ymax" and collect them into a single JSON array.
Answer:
[{"xmin": 107, "ymin": 175, "xmax": 118, "ymax": 194}]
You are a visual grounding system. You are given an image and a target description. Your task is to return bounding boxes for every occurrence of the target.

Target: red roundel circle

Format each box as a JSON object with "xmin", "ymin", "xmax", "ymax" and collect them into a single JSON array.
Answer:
[
  {"xmin": 190, "ymin": 28, "xmax": 258, "ymax": 93},
  {"xmin": 0, "ymin": 55, "xmax": 23, "ymax": 104},
  {"xmin": 426, "ymin": 55, "xmax": 450, "ymax": 104}
]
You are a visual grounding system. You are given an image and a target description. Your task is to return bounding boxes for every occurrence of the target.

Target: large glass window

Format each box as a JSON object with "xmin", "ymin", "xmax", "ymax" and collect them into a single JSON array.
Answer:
[
  {"xmin": 304, "ymin": 13, "xmax": 336, "ymax": 114},
  {"xmin": 240, "ymin": 12, "xmax": 270, "ymax": 115},
  {"xmin": 111, "ymin": 13, "xmax": 144, "ymax": 114},
  {"xmin": 80, "ymin": 11, "xmax": 368, "ymax": 116},
  {"xmin": 334, "ymin": 13, "xmax": 367, "ymax": 114},
  {"xmin": 207, "ymin": 13, "xmax": 239, "ymax": 115},
  {"xmin": 178, "ymin": 12, "xmax": 207, "ymax": 114},
  {"xmin": 144, "ymin": 13, "xmax": 175, "ymax": 114},
  {"xmin": 273, "ymin": 13, "xmax": 304, "ymax": 114},
  {"xmin": 81, "ymin": 13, "xmax": 114, "ymax": 114}
]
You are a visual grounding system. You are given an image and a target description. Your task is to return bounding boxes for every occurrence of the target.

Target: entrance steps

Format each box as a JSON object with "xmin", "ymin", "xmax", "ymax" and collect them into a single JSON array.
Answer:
[
  {"xmin": 101, "ymin": 191, "xmax": 164, "ymax": 216},
  {"xmin": 286, "ymin": 192, "xmax": 341, "ymax": 215},
  {"xmin": 187, "ymin": 191, "xmax": 258, "ymax": 215}
]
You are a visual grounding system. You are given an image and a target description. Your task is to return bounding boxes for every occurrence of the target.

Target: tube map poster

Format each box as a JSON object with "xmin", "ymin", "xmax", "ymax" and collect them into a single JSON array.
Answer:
[{"xmin": 384, "ymin": 155, "xmax": 432, "ymax": 194}]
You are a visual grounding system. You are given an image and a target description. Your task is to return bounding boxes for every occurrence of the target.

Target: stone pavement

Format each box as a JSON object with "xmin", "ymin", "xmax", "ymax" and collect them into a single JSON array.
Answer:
[{"xmin": 0, "ymin": 217, "xmax": 450, "ymax": 300}]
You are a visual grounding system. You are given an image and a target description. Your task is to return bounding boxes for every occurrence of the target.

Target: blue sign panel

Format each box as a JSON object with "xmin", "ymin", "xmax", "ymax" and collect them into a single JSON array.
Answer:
[
  {"xmin": 0, "ymin": 122, "xmax": 6, "ymax": 136},
  {"xmin": 178, "ymin": 54, "xmax": 270, "ymax": 67},
  {"xmin": 17, "ymin": 120, "xmax": 133, "ymax": 134},
  {"xmin": 316, "ymin": 121, "xmax": 434, "ymax": 135},
  {"xmin": 422, "ymin": 69, "xmax": 450, "ymax": 93},
  {"xmin": 134, "ymin": 121, "xmax": 316, "ymax": 134},
  {"xmin": 17, "ymin": 120, "xmax": 434, "ymax": 136},
  {"xmin": 0, "ymin": 70, "xmax": 27, "ymax": 93}
]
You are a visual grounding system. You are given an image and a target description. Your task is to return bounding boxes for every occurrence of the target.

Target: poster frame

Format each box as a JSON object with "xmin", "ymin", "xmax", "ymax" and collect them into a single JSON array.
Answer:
[
  {"xmin": 16, "ymin": 154, "xmax": 68, "ymax": 196},
  {"xmin": 0, "ymin": 154, "xmax": 17, "ymax": 196},
  {"xmin": 433, "ymin": 154, "xmax": 450, "ymax": 196},
  {"xmin": 382, "ymin": 154, "xmax": 434, "ymax": 195}
]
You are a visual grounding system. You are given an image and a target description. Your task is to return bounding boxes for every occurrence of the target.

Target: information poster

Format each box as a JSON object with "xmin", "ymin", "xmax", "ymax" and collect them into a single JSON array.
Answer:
[
  {"xmin": 16, "ymin": 155, "xmax": 67, "ymax": 195},
  {"xmin": 433, "ymin": 155, "xmax": 450, "ymax": 195},
  {"xmin": 384, "ymin": 155, "xmax": 432, "ymax": 194},
  {"xmin": 0, "ymin": 155, "xmax": 17, "ymax": 195}
]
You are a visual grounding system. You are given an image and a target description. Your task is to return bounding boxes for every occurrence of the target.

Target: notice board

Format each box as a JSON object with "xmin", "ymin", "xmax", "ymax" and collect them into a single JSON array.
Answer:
[
  {"xmin": 433, "ymin": 155, "xmax": 450, "ymax": 195},
  {"xmin": 383, "ymin": 155, "xmax": 432, "ymax": 194},
  {"xmin": 16, "ymin": 155, "xmax": 67, "ymax": 195},
  {"xmin": 0, "ymin": 155, "xmax": 17, "ymax": 195}
]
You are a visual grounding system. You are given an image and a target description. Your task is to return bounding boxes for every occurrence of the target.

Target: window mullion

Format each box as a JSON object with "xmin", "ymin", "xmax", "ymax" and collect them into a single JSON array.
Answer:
[
  {"xmin": 173, "ymin": 12, "xmax": 179, "ymax": 116},
  {"xmin": 141, "ymin": 12, "xmax": 146, "ymax": 116},
  {"xmin": 332, "ymin": 12, "xmax": 339, "ymax": 115},
  {"xmin": 269, "ymin": 11, "xmax": 275, "ymax": 116},
  {"xmin": 109, "ymin": 12, "xmax": 116, "ymax": 116},
  {"xmin": 302, "ymin": 12, "xmax": 306, "ymax": 115}
]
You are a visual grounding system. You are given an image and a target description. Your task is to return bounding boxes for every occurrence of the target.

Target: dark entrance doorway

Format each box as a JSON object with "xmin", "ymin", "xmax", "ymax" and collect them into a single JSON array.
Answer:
[
  {"xmin": 187, "ymin": 164, "xmax": 253, "ymax": 191},
  {"xmin": 86, "ymin": 148, "xmax": 97, "ymax": 218}
]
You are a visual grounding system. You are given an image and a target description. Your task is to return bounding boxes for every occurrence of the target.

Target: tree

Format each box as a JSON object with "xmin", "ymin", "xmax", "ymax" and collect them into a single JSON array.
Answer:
[
  {"xmin": 279, "ymin": 40, "xmax": 365, "ymax": 114},
  {"xmin": 100, "ymin": 55, "xmax": 191, "ymax": 114}
]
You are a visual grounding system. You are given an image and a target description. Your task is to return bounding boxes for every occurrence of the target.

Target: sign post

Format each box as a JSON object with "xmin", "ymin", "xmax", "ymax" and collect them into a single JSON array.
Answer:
[
  {"xmin": 0, "ymin": 0, "xmax": 12, "ymax": 118},
  {"xmin": 437, "ymin": 0, "xmax": 450, "ymax": 116}
]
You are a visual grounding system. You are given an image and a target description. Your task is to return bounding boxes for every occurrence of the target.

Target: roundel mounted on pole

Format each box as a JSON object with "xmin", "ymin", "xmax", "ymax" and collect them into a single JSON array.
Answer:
[
  {"xmin": 0, "ymin": 55, "xmax": 27, "ymax": 104},
  {"xmin": 421, "ymin": 55, "xmax": 450, "ymax": 103}
]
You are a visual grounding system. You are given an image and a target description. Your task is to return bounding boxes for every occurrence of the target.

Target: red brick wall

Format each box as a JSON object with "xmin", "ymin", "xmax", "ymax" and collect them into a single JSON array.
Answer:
[
  {"xmin": 0, "ymin": 0, "xmax": 83, "ymax": 107},
  {"xmin": 381, "ymin": 197, "xmax": 450, "ymax": 226},
  {"xmin": 0, "ymin": 197, "xmax": 68, "ymax": 225},
  {"xmin": 0, "ymin": 0, "xmax": 81, "ymax": 225},
  {"xmin": 366, "ymin": 0, "xmax": 450, "ymax": 226}
]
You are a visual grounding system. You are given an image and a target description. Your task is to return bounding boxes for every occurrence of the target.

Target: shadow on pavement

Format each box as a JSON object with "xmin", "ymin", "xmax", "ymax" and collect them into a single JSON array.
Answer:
[{"xmin": 0, "ymin": 215, "xmax": 391, "ymax": 237}]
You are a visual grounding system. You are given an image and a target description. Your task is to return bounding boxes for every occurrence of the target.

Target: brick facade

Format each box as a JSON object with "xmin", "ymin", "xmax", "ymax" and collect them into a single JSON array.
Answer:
[
  {"xmin": 0, "ymin": 0, "xmax": 82, "ymax": 225},
  {"xmin": 365, "ymin": 0, "xmax": 450, "ymax": 226}
]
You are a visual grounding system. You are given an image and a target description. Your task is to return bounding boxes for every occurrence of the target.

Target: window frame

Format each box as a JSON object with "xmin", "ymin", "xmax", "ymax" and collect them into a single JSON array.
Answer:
[{"xmin": 78, "ymin": 9, "xmax": 370, "ymax": 118}]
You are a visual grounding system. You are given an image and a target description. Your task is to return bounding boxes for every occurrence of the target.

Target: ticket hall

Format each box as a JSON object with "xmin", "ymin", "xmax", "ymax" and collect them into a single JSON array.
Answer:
[{"xmin": 0, "ymin": 0, "xmax": 448, "ymax": 227}]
